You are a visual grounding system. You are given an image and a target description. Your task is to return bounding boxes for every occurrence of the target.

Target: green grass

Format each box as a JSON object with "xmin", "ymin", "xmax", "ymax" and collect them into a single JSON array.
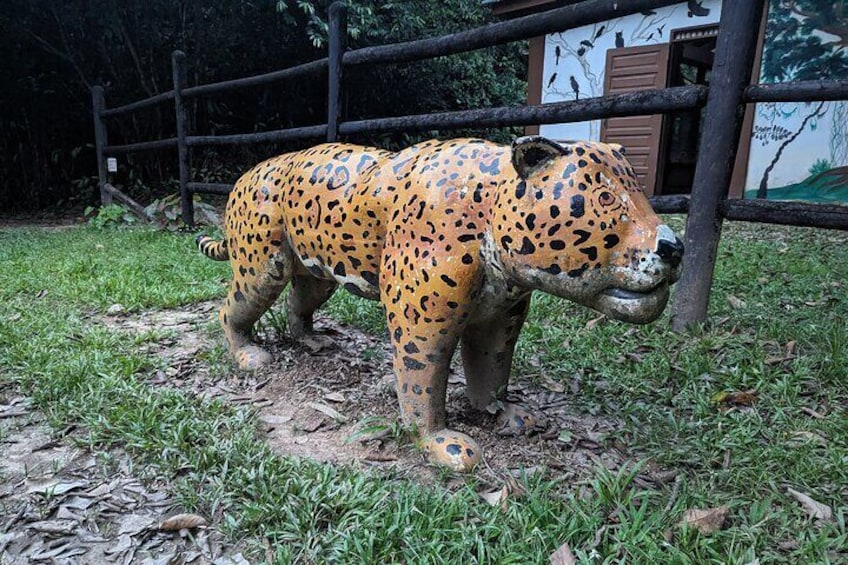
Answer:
[{"xmin": 0, "ymin": 223, "xmax": 846, "ymax": 564}]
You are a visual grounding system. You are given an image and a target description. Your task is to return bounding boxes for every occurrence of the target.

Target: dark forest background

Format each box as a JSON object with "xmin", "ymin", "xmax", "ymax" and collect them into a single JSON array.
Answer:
[{"xmin": 0, "ymin": 0, "xmax": 526, "ymax": 212}]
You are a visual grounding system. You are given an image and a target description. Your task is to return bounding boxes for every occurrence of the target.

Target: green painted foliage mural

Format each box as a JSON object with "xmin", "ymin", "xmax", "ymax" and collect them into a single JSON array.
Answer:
[{"xmin": 748, "ymin": 0, "xmax": 848, "ymax": 202}]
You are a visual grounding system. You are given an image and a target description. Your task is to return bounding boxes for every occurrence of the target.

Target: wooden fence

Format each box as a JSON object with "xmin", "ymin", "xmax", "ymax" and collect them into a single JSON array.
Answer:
[{"xmin": 90, "ymin": 0, "xmax": 848, "ymax": 331}]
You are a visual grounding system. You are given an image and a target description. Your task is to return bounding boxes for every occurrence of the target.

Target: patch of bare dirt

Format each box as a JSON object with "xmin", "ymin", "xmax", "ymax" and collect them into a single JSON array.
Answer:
[
  {"xmin": 0, "ymin": 393, "xmax": 251, "ymax": 564},
  {"xmin": 100, "ymin": 302, "xmax": 652, "ymax": 488}
]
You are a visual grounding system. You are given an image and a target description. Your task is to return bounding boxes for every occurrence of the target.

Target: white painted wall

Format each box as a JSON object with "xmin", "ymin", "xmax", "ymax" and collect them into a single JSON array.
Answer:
[
  {"xmin": 535, "ymin": 1, "xmax": 848, "ymax": 199},
  {"xmin": 539, "ymin": 1, "xmax": 721, "ymax": 141}
]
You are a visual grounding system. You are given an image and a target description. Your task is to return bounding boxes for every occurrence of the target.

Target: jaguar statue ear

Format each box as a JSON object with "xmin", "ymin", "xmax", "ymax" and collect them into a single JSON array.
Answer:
[{"xmin": 511, "ymin": 136, "xmax": 567, "ymax": 179}]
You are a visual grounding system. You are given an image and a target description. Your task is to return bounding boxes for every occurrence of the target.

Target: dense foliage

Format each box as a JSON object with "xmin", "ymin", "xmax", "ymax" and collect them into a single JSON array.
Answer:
[{"xmin": 0, "ymin": 0, "xmax": 526, "ymax": 210}]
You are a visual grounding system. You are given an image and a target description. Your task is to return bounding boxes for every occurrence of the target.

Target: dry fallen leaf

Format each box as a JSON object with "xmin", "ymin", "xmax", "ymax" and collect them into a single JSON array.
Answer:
[
  {"xmin": 549, "ymin": 541, "xmax": 577, "ymax": 565},
  {"xmin": 786, "ymin": 488, "xmax": 832, "ymax": 522},
  {"xmin": 307, "ymin": 401, "xmax": 348, "ymax": 422},
  {"xmin": 680, "ymin": 506, "xmax": 729, "ymax": 534},
  {"xmin": 787, "ymin": 430, "xmax": 827, "ymax": 447},
  {"xmin": 324, "ymin": 392, "xmax": 345, "ymax": 403},
  {"xmin": 479, "ymin": 485, "xmax": 509, "ymax": 510},
  {"xmin": 159, "ymin": 513, "xmax": 208, "ymax": 531},
  {"xmin": 727, "ymin": 295, "xmax": 746, "ymax": 309},
  {"xmin": 541, "ymin": 376, "xmax": 565, "ymax": 393},
  {"xmin": 26, "ymin": 479, "xmax": 88, "ymax": 496},
  {"xmin": 584, "ymin": 315, "xmax": 605, "ymax": 331},
  {"xmin": 712, "ymin": 390, "xmax": 757, "ymax": 407}
]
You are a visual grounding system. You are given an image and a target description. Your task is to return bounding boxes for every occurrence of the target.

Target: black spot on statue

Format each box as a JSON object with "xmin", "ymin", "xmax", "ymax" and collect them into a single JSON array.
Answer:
[
  {"xmin": 570, "ymin": 195, "xmax": 585, "ymax": 218},
  {"xmin": 604, "ymin": 234, "xmax": 620, "ymax": 249},
  {"xmin": 568, "ymin": 264, "xmax": 589, "ymax": 278},
  {"xmin": 515, "ymin": 180, "xmax": 527, "ymax": 199},
  {"xmin": 403, "ymin": 356, "xmax": 426, "ymax": 370},
  {"xmin": 360, "ymin": 271, "xmax": 379, "ymax": 287},
  {"xmin": 516, "ymin": 236, "xmax": 536, "ymax": 255},
  {"xmin": 344, "ymin": 282, "xmax": 369, "ymax": 298},
  {"xmin": 580, "ymin": 246, "xmax": 598, "ymax": 261}
]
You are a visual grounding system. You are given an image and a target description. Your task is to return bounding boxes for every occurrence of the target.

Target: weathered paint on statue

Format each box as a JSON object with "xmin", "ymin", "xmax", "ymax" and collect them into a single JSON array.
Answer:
[{"xmin": 198, "ymin": 136, "xmax": 684, "ymax": 471}]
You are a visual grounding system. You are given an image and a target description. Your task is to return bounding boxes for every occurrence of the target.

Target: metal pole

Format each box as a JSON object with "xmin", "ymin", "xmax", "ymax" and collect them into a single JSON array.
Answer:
[
  {"xmin": 91, "ymin": 86, "xmax": 112, "ymax": 205},
  {"xmin": 327, "ymin": 2, "xmax": 348, "ymax": 142},
  {"xmin": 172, "ymin": 50, "xmax": 193, "ymax": 226},
  {"xmin": 670, "ymin": 0, "xmax": 766, "ymax": 332}
]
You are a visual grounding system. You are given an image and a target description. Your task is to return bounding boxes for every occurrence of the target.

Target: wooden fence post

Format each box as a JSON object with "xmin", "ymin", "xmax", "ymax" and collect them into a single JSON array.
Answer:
[
  {"xmin": 327, "ymin": 2, "xmax": 348, "ymax": 142},
  {"xmin": 172, "ymin": 50, "xmax": 193, "ymax": 226},
  {"xmin": 91, "ymin": 85, "xmax": 112, "ymax": 206},
  {"xmin": 670, "ymin": 0, "xmax": 766, "ymax": 332}
]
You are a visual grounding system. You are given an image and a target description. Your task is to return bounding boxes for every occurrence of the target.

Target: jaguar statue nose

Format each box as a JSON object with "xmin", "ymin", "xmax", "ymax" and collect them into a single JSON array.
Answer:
[{"xmin": 656, "ymin": 236, "xmax": 685, "ymax": 269}]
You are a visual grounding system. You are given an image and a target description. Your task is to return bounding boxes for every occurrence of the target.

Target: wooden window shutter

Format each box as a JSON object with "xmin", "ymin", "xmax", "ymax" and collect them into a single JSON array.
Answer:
[{"xmin": 600, "ymin": 44, "xmax": 670, "ymax": 196}]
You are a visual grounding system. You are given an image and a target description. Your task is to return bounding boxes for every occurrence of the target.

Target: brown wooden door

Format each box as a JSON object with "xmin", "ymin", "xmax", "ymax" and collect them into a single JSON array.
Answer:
[{"xmin": 600, "ymin": 44, "xmax": 670, "ymax": 196}]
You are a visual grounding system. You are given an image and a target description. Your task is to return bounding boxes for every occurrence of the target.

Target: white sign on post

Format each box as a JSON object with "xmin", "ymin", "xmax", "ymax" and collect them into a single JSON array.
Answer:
[{"xmin": 107, "ymin": 157, "xmax": 118, "ymax": 173}]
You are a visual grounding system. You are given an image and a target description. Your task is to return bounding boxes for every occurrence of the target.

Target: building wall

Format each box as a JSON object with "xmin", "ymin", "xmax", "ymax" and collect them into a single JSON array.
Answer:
[
  {"xmin": 539, "ymin": 1, "xmax": 721, "ymax": 141},
  {"xmin": 535, "ymin": 0, "xmax": 848, "ymax": 203},
  {"xmin": 744, "ymin": 2, "xmax": 848, "ymax": 202}
]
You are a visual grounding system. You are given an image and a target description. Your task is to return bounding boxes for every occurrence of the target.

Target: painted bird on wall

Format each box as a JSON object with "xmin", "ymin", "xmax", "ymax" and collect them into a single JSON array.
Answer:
[
  {"xmin": 615, "ymin": 31, "xmax": 625, "ymax": 48},
  {"xmin": 570, "ymin": 75, "xmax": 580, "ymax": 100},
  {"xmin": 688, "ymin": 0, "xmax": 710, "ymax": 17},
  {"xmin": 547, "ymin": 72, "xmax": 557, "ymax": 89}
]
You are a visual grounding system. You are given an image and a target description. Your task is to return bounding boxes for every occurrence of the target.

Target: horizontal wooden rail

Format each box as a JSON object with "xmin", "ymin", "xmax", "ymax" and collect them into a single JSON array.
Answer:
[
  {"xmin": 104, "ymin": 137, "xmax": 178, "ymax": 154},
  {"xmin": 745, "ymin": 79, "xmax": 848, "ymax": 103},
  {"xmin": 186, "ymin": 124, "xmax": 328, "ymax": 147},
  {"xmin": 650, "ymin": 194, "xmax": 848, "ymax": 230},
  {"xmin": 722, "ymin": 199, "xmax": 848, "ymax": 230},
  {"xmin": 339, "ymin": 85, "xmax": 707, "ymax": 135},
  {"xmin": 344, "ymin": 0, "xmax": 680, "ymax": 66},
  {"xmin": 187, "ymin": 182, "xmax": 234, "ymax": 195},
  {"xmin": 650, "ymin": 195, "xmax": 690, "ymax": 213},
  {"xmin": 182, "ymin": 59, "xmax": 328, "ymax": 99},
  {"xmin": 101, "ymin": 90, "xmax": 175, "ymax": 118}
]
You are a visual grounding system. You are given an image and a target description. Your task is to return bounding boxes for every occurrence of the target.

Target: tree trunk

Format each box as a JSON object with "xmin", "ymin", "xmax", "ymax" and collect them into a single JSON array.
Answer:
[{"xmin": 757, "ymin": 101, "xmax": 826, "ymax": 198}]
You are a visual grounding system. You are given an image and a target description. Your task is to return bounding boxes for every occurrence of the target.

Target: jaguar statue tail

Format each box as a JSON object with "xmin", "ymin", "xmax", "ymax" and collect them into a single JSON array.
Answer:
[{"xmin": 196, "ymin": 235, "xmax": 229, "ymax": 261}]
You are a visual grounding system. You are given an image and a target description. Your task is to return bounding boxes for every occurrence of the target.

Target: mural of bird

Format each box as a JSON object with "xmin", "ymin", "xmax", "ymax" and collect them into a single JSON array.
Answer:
[
  {"xmin": 577, "ymin": 46, "xmax": 586, "ymax": 57},
  {"xmin": 580, "ymin": 39, "xmax": 594, "ymax": 49},
  {"xmin": 641, "ymin": 10, "xmax": 656, "ymax": 16},
  {"xmin": 555, "ymin": 45, "xmax": 561, "ymax": 65},
  {"xmin": 657, "ymin": 24, "xmax": 666, "ymax": 37},
  {"xmin": 647, "ymin": 32, "xmax": 655, "ymax": 41},
  {"xmin": 687, "ymin": 0, "xmax": 710, "ymax": 17},
  {"xmin": 547, "ymin": 73, "xmax": 558, "ymax": 89},
  {"xmin": 615, "ymin": 31, "xmax": 625, "ymax": 48},
  {"xmin": 570, "ymin": 75, "xmax": 580, "ymax": 100},
  {"xmin": 594, "ymin": 25, "xmax": 606, "ymax": 39}
]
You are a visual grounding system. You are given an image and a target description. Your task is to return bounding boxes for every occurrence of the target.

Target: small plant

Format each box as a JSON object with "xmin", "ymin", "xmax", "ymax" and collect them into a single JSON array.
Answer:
[
  {"xmin": 807, "ymin": 158, "xmax": 832, "ymax": 178},
  {"xmin": 346, "ymin": 416, "xmax": 412, "ymax": 445},
  {"xmin": 85, "ymin": 204, "xmax": 138, "ymax": 229},
  {"xmin": 144, "ymin": 194, "xmax": 221, "ymax": 231}
]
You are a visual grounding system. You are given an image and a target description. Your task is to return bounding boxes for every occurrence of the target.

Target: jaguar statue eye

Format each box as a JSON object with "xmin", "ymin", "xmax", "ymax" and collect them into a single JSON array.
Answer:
[{"xmin": 598, "ymin": 191, "xmax": 615, "ymax": 206}]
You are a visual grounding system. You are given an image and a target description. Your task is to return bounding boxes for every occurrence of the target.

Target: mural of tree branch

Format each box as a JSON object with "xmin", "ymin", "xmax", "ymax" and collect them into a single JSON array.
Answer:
[{"xmin": 754, "ymin": 0, "xmax": 848, "ymax": 199}]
